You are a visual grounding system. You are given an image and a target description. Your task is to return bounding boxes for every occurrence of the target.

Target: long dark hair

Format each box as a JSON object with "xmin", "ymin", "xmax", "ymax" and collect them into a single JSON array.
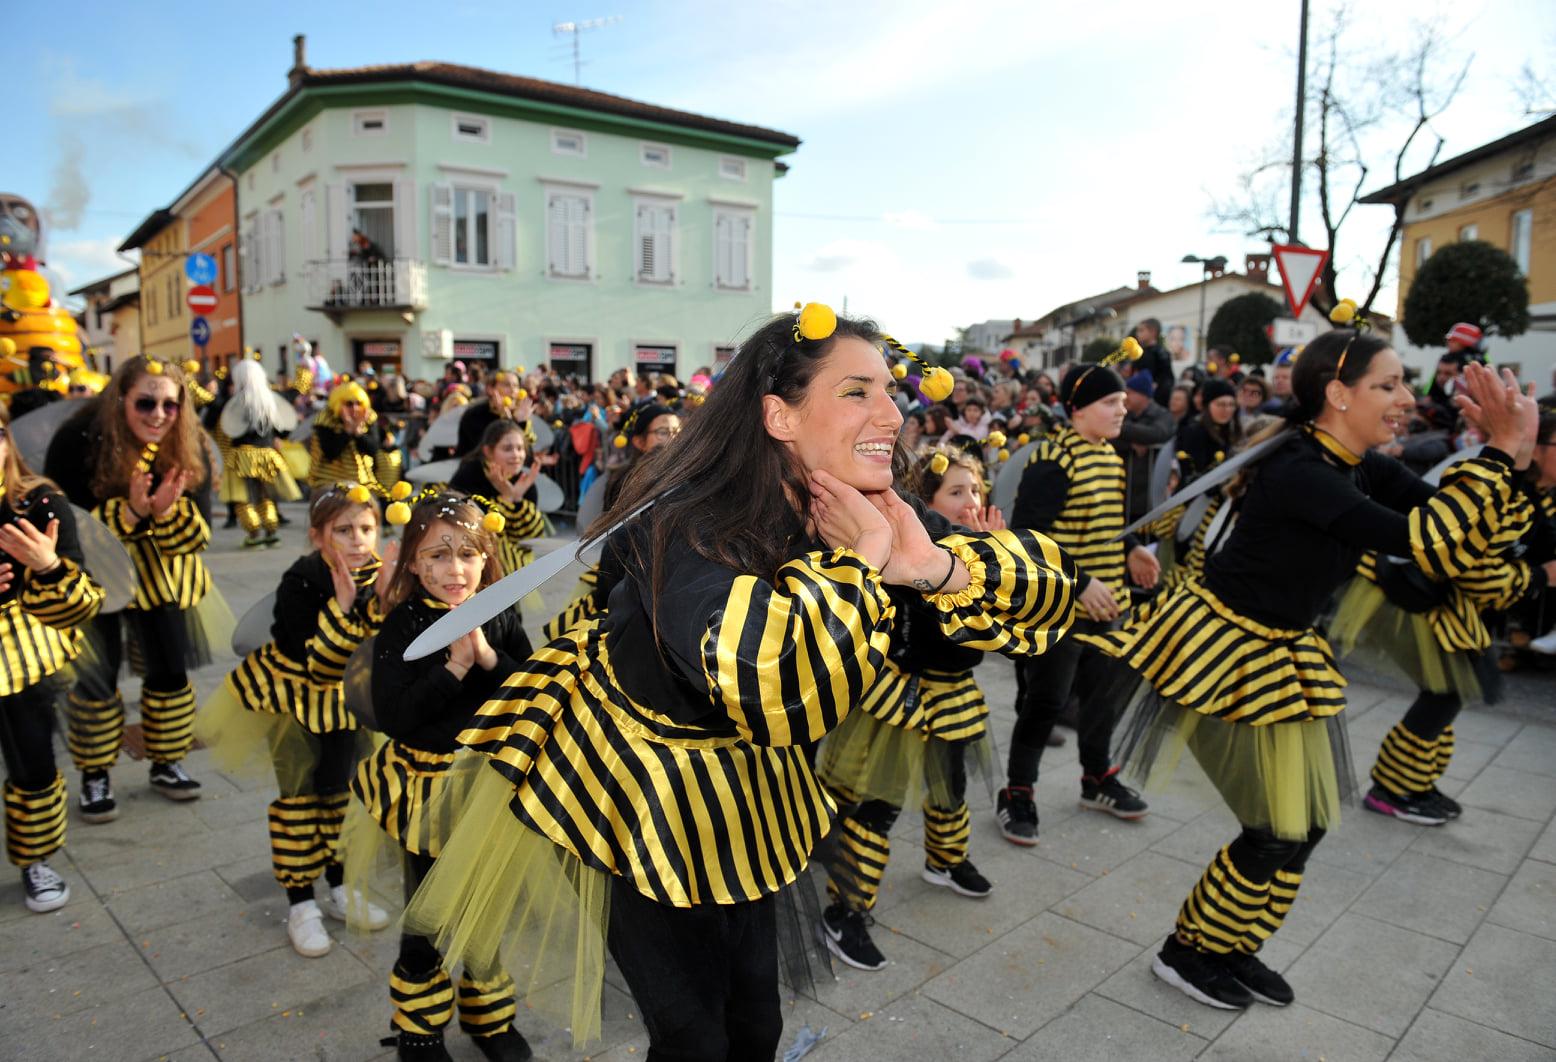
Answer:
[
  {"xmin": 1287, "ymin": 329, "xmax": 1392, "ymax": 423},
  {"xmin": 595, "ymin": 309, "xmax": 884, "ymax": 595}
]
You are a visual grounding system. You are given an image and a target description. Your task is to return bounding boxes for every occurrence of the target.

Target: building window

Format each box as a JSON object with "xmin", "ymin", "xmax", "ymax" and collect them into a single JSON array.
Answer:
[
  {"xmin": 551, "ymin": 129, "xmax": 586, "ymax": 157},
  {"xmin": 271, "ymin": 151, "xmax": 281, "ymax": 173},
  {"xmin": 549, "ymin": 341, "xmax": 592, "ymax": 383},
  {"xmin": 1513, "ymin": 158, "xmax": 1534, "ymax": 181},
  {"xmin": 1459, "ymin": 180, "xmax": 1480, "ymax": 200},
  {"xmin": 1414, "ymin": 236, "xmax": 1433, "ymax": 269},
  {"xmin": 714, "ymin": 345, "xmax": 736, "ymax": 370},
  {"xmin": 633, "ymin": 200, "xmax": 675, "ymax": 284},
  {"xmin": 1458, "ymin": 223, "xmax": 1479, "ymax": 242},
  {"xmin": 353, "ymin": 182, "xmax": 397, "ymax": 258},
  {"xmin": 452, "ymin": 114, "xmax": 490, "ymax": 144},
  {"xmin": 545, "ymin": 189, "xmax": 592, "ymax": 279},
  {"xmin": 1511, "ymin": 209, "xmax": 1533, "ymax": 275},
  {"xmin": 353, "ymin": 110, "xmax": 388, "ymax": 137},
  {"xmin": 453, "ymin": 185, "xmax": 492, "ymax": 267},
  {"xmin": 635, "ymin": 344, "xmax": 677, "ymax": 376},
  {"xmin": 222, "ymin": 242, "xmax": 235, "ymax": 292},
  {"xmin": 713, "ymin": 207, "xmax": 753, "ymax": 290},
  {"xmin": 301, "ymin": 127, "xmax": 313, "ymax": 153},
  {"xmin": 641, "ymin": 143, "xmax": 671, "ymax": 169},
  {"xmin": 718, "ymin": 156, "xmax": 747, "ymax": 181}
]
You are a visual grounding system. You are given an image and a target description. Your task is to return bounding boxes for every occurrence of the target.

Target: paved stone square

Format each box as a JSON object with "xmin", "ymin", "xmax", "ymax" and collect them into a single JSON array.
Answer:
[{"xmin": 3, "ymin": 512, "xmax": 1554, "ymax": 1061}]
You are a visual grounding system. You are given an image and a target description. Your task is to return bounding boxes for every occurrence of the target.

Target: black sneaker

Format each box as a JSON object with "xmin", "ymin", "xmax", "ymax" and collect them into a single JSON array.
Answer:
[
  {"xmin": 921, "ymin": 859, "xmax": 993, "ymax": 898},
  {"xmin": 1425, "ymin": 787, "xmax": 1463, "ymax": 819},
  {"xmin": 149, "ymin": 762, "xmax": 202, "ymax": 801},
  {"xmin": 1151, "ymin": 936, "xmax": 1253, "ymax": 1010},
  {"xmin": 383, "ymin": 1029, "xmax": 453, "ymax": 1061},
  {"xmin": 79, "ymin": 770, "xmax": 118, "ymax": 824},
  {"xmin": 22, "ymin": 861, "xmax": 70, "ymax": 913},
  {"xmin": 1363, "ymin": 784, "xmax": 1447, "ymax": 826},
  {"xmin": 1220, "ymin": 950, "xmax": 1295, "ymax": 1006},
  {"xmin": 996, "ymin": 786, "xmax": 1039, "ymax": 846},
  {"xmin": 820, "ymin": 902, "xmax": 886, "ymax": 971},
  {"xmin": 1079, "ymin": 769, "xmax": 1149, "ymax": 820},
  {"xmin": 470, "ymin": 1028, "xmax": 532, "ymax": 1062}
]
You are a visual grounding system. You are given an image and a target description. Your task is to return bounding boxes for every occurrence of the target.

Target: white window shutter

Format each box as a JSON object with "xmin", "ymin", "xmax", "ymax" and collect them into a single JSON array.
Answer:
[
  {"xmin": 430, "ymin": 182, "xmax": 454, "ymax": 266},
  {"xmin": 300, "ymin": 189, "xmax": 317, "ymax": 262},
  {"xmin": 714, "ymin": 213, "xmax": 732, "ymax": 288},
  {"xmin": 636, "ymin": 203, "xmax": 654, "ymax": 280},
  {"xmin": 393, "ymin": 177, "xmax": 416, "ymax": 261},
  {"xmin": 732, "ymin": 214, "xmax": 751, "ymax": 289},
  {"xmin": 572, "ymin": 196, "xmax": 591, "ymax": 277},
  {"xmin": 658, "ymin": 205, "xmax": 675, "ymax": 282},
  {"xmin": 547, "ymin": 192, "xmax": 567, "ymax": 275},
  {"xmin": 269, "ymin": 209, "xmax": 286, "ymax": 285},
  {"xmin": 549, "ymin": 192, "xmax": 589, "ymax": 278},
  {"xmin": 637, "ymin": 203, "xmax": 672, "ymax": 283},
  {"xmin": 495, "ymin": 191, "xmax": 517, "ymax": 271},
  {"xmin": 324, "ymin": 183, "xmax": 351, "ymax": 262},
  {"xmin": 239, "ymin": 226, "xmax": 254, "ymax": 293}
]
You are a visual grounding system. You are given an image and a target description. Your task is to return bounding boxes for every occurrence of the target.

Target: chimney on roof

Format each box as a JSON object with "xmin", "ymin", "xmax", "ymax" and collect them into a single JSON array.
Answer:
[
  {"xmin": 1245, "ymin": 253, "xmax": 1271, "ymax": 284},
  {"xmin": 289, "ymin": 34, "xmax": 308, "ymax": 87},
  {"xmin": 1137, "ymin": 270, "xmax": 1152, "ymax": 291},
  {"xmin": 1013, "ymin": 318, "xmax": 1022, "ymax": 333}
]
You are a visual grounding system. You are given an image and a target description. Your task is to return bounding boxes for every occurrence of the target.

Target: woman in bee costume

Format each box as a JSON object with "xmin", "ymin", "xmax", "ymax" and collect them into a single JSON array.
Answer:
[
  {"xmin": 401, "ymin": 304, "xmax": 1078, "ymax": 1059},
  {"xmin": 1095, "ymin": 308, "xmax": 1538, "ymax": 1013},
  {"xmin": 309, "ymin": 379, "xmax": 402, "ymax": 496}
]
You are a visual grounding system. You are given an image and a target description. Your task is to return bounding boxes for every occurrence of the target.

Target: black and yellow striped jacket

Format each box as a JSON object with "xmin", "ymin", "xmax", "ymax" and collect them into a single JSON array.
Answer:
[
  {"xmin": 1011, "ymin": 426, "xmax": 1130, "ymax": 615},
  {"xmin": 96, "ymin": 496, "xmax": 212, "ymax": 610},
  {"xmin": 308, "ymin": 418, "xmax": 401, "ymax": 494},
  {"xmin": 226, "ymin": 553, "xmax": 384, "ymax": 732},
  {"xmin": 0, "ymin": 489, "xmax": 106, "ymax": 696},
  {"xmin": 461, "ymin": 520, "xmax": 1076, "ymax": 908}
]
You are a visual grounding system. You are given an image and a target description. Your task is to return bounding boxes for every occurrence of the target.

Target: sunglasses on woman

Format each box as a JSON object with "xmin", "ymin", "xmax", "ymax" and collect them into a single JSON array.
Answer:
[{"xmin": 132, "ymin": 397, "xmax": 182, "ymax": 416}]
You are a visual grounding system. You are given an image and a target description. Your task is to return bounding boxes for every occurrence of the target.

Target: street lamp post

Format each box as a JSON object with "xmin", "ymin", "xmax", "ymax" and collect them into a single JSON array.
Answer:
[{"xmin": 1181, "ymin": 254, "xmax": 1228, "ymax": 359}]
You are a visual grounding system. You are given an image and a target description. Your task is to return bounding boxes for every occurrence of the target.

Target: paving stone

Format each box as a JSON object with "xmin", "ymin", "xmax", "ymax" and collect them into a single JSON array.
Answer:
[
  {"xmin": 880, "ymin": 839, "xmax": 1090, "ymax": 958},
  {"xmin": 1285, "ymin": 912, "xmax": 1459, "ymax": 1038},
  {"xmin": 1261, "ymin": 858, "xmax": 1374, "ymax": 950},
  {"xmin": 105, "ymin": 871, "xmax": 245, "ymax": 935},
  {"xmin": 1457, "ymin": 766, "xmax": 1556, "ymax": 822},
  {"xmin": 919, "ymin": 912, "xmax": 1137, "ymax": 1039},
  {"xmin": 1149, "ymin": 805, "xmax": 1243, "ymax": 866},
  {"xmin": 8, "ymin": 985, "xmax": 199, "ymax": 1062},
  {"xmin": 164, "ymin": 941, "xmax": 372, "ymax": 1036},
  {"xmin": 1305, "ymin": 801, "xmax": 1421, "ymax": 875},
  {"xmin": 1429, "ymin": 921, "xmax": 1556, "ymax": 1048},
  {"xmin": 810, "ymin": 925, "xmax": 956, "ymax": 1020},
  {"xmin": 805, "ymin": 992, "xmax": 1013, "ymax": 1061},
  {"xmin": 0, "ymin": 898, "xmax": 123, "ymax": 974},
  {"xmin": 178, "ymin": 976, "xmax": 389, "ymax": 1062},
  {"xmin": 1, "ymin": 938, "xmax": 159, "ymax": 1020},
  {"xmin": 1352, "ymin": 851, "xmax": 1506, "ymax": 945},
  {"xmin": 1391, "ymin": 1007, "xmax": 1556, "ymax": 1062},
  {"xmin": 1052, "ymin": 850, "xmax": 1204, "ymax": 946},
  {"xmin": 1099, "ymin": 933, "xmax": 1307, "ymax": 1038},
  {"xmin": 139, "ymin": 902, "xmax": 294, "ymax": 982},
  {"xmin": 211, "ymin": 855, "xmax": 283, "ymax": 905},
  {"xmin": 1486, "ymin": 858, "xmax": 1556, "ymax": 942},
  {"xmin": 1488, "ymin": 723, "xmax": 1556, "ymax": 777},
  {"xmin": 1530, "ymin": 815, "xmax": 1556, "ymax": 865},
  {"xmin": 1200, "ymin": 1001, "xmax": 1394, "ymax": 1062},
  {"xmin": 1001, "ymin": 993, "xmax": 1207, "ymax": 1061},
  {"xmin": 1442, "ymin": 738, "xmax": 1510, "ymax": 781},
  {"xmin": 1410, "ymin": 805, "xmax": 1543, "ymax": 875},
  {"xmin": 1445, "ymin": 706, "xmax": 1526, "ymax": 747},
  {"xmin": 1029, "ymin": 808, "xmax": 1185, "ymax": 878},
  {"xmin": 518, "ymin": 979, "xmax": 644, "ymax": 1061}
]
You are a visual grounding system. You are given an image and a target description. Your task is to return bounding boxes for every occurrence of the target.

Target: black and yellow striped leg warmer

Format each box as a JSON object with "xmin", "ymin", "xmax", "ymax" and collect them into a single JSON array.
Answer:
[
  {"xmin": 67, "ymin": 692, "xmax": 124, "ymax": 771},
  {"xmin": 1175, "ymin": 845, "xmax": 1271, "ymax": 955},
  {"xmin": 317, "ymin": 791, "xmax": 350, "ymax": 867},
  {"xmin": 237, "ymin": 502, "xmax": 262, "ymax": 534},
  {"xmin": 390, "ymin": 962, "xmax": 454, "ymax": 1035},
  {"xmin": 5, "ymin": 773, "xmax": 67, "ymax": 867},
  {"xmin": 457, "ymin": 971, "xmax": 517, "ymax": 1038},
  {"xmin": 260, "ymin": 498, "xmax": 280, "ymax": 533},
  {"xmin": 140, "ymin": 684, "xmax": 196, "ymax": 764},
  {"xmin": 1371, "ymin": 722, "xmax": 1437, "ymax": 799},
  {"xmin": 1239, "ymin": 869, "xmax": 1302, "ymax": 954},
  {"xmin": 1432, "ymin": 725, "xmax": 1456, "ymax": 786},
  {"xmin": 825, "ymin": 803, "xmax": 897, "ymax": 912},
  {"xmin": 269, "ymin": 795, "xmax": 327, "ymax": 890},
  {"xmin": 922, "ymin": 801, "xmax": 971, "ymax": 871}
]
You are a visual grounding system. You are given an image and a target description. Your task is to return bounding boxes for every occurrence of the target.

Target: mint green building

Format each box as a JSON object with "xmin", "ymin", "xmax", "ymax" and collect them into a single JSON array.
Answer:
[{"xmin": 226, "ymin": 37, "xmax": 798, "ymax": 383}]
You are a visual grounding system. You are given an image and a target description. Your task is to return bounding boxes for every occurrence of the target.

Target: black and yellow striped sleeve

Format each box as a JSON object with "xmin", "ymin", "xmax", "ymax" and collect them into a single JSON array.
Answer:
[
  {"xmin": 698, "ymin": 549, "xmax": 895, "ymax": 747},
  {"xmin": 149, "ymin": 497, "xmax": 211, "ymax": 556},
  {"xmin": 542, "ymin": 568, "xmax": 606, "ymax": 643},
  {"xmin": 304, "ymin": 595, "xmax": 383, "ymax": 685},
  {"xmin": 927, "ymin": 529, "xmax": 1078, "ymax": 657},
  {"xmin": 498, "ymin": 497, "xmax": 547, "ymax": 542},
  {"xmin": 98, "ymin": 497, "xmax": 151, "ymax": 540},
  {"xmin": 21, "ymin": 558, "xmax": 105, "ymax": 629},
  {"xmin": 1457, "ymin": 556, "xmax": 1533, "ymax": 612},
  {"xmin": 1409, "ymin": 455, "xmax": 1517, "ymax": 582}
]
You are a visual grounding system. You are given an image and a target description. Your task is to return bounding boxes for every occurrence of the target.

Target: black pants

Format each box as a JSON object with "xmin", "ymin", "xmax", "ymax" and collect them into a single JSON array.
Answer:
[
  {"xmin": 1009, "ymin": 618, "xmax": 1126, "ymax": 782},
  {"xmin": 608, "ymin": 883, "xmax": 783, "ymax": 1062},
  {"xmin": 78, "ymin": 608, "xmax": 191, "ymax": 698},
  {"xmin": 1401, "ymin": 689, "xmax": 1462, "ymax": 742},
  {"xmin": 1226, "ymin": 824, "xmax": 1326, "ymax": 882},
  {"xmin": 399, "ymin": 850, "xmax": 440, "ymax": 973},
  {"xmin": 0, "ymin": 683, "xmax": 60, "ymax": 791}
]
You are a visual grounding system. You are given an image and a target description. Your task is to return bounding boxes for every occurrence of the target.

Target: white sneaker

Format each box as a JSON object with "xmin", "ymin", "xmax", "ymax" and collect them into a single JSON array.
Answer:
[
  {"xmin": 319, "ymin": 884, "xmax": 390, "ymax": 931},
  {"xmin": 1529, "ymin": 628, "xmax": 1556, "ymax": 655},
  {"xmin": 22, "ymin": 862, "xmax": 70, "ymax": 913},
  {"xmin": 287, "ymin": 899, "xmax": 333, "ymax": 957}
]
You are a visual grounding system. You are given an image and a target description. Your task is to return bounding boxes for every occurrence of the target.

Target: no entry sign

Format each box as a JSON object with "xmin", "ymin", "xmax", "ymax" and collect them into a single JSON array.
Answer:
[{"xmin": 186, "ymin": 284, "xmax": 218, "ymax": 314}]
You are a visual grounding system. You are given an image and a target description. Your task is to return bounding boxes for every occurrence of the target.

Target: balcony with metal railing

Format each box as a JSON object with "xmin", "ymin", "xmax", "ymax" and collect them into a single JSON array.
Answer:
[{"xmin": 304, "ymin": 258, "xmax": 428, "ymax": 317}]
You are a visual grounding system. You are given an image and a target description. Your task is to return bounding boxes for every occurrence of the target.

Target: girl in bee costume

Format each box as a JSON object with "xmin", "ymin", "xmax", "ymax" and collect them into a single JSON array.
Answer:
[
  {"xmin": 45, "ymin": 355, "xmax": 232, "ymax": 818},
  {"xmin": 221, "ymin": 358, "xmax": 303, "ymax": 548},
  {"xmin": 1096, "ymin": 318, "xmax": 1537, "ymax": 1013},
  {"xmin": 197, "ymin": 483, "xmax": 395, "ymax": 957},
  {"xmin": 445, "ymin": 420, "xmax": 547, "ymax": 576},
  {"xmin": 401, "ymin": 306, "xmax": 1077, "ymax": 1058},
  {"xmin": 0, "ymin": 405, "xmax": 106, "ymax": 912},
  {"xmin": 350, "ymin": 493, "xmax": 533, "ymax": 1062},
  {"xmin": 814, "ymin": 446, "xmax": 1008, "ymax": 972}
]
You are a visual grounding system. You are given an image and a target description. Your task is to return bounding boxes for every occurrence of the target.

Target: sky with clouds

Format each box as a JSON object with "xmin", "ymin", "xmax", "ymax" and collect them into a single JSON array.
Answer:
[{"xmin": 11, "ymin": 0, "xmax": 1554, "ymax": 344}]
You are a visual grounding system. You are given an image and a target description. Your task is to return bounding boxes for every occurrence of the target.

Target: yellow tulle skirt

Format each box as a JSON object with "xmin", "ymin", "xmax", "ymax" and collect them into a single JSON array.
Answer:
[
  {"xmin": 232, "ymin": 446, "xmax": 304, "ymax": 502},
  {"xmin": 1329, "ymin": 578, "xmax": 1490, "ymax": 704},
  {"xmin": 195, "ymin": 680, "xmax": 376, "ymax": 796},
  {"xmin": 817, "ymin": 707, "xmax": 991, "ymax": 811}
]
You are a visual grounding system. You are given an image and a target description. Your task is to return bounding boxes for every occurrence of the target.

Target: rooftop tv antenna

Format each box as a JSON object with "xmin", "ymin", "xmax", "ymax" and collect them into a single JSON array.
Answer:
[{"xmin": 552, "ymin": 16, "xmax": 622, "ymax": 85}]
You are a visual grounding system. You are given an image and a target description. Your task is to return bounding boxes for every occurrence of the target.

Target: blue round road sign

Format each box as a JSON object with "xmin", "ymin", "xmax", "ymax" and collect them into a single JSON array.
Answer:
[
  {"xmin": 185, "ymin": 252, "xmax": 218, "ymax": 287},
  {"xmin": 190, "ymin": 317, "xmax": 211, "ymax": 346}
]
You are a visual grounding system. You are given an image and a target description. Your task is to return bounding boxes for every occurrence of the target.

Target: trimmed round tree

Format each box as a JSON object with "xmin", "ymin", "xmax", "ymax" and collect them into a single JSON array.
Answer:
[
  {"xmin": 1207, "ymin": 292, "xmax": 1283, "ymax": 365},
  {"xmin": 1081, "ymin": 336, "xmax": 1120, "ymax": 363},
  {"xmin": 1403, "ymin": 240, "xmax": 1530, "ymax": 347}
]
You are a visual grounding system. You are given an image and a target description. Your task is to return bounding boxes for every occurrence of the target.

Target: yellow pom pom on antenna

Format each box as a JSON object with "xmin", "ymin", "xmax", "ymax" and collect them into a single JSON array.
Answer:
[
  {"xmin": 986, "ymin": 430, "xmax": 1007, "ymax": 449},
  {"xmin": 385, "ymin": 502, "xmax": 411, "ymax": 526},
  {"xmin": 389, "ymin": 480, "xmax": 413, "ymax": 501},
  {"xmin": 919, "ymin": 366, "xmax": 954, "ymax": 402},
  {"xmin": 481, "ymin": 511, "xmax": 506, "ymax": 534},
  {"xmin": 0, "ymin": 337, "xmax": 15, "ymax": 359},
  {"xmin": 929, "ymin": 452, "xmax": 950, "ymax": 475},
  {"xmin": 346, "ymin": 485, "xmax": 371, "ymax": 504},
  {"xmin": 796, "ymin": 302, "xmax": 838, "ymax": 341},
  {"xmin": 1229, "ymin": 353, "xmax": 1241, "ymax": 366},
  {"xmin": 891, "ymin": 362, "xmax": 908, "ymax": 380},
  {"xmin": 182, "ymin": 359, "xmax": 200, "ymax": 375},
  {"xmin": 613, "ymin": 434, "xmax": 628, "ymax": 449},
  {"xmin": 1121, "ymin": 337, "xmax": 1143, "ymax": 360},
  {"xmin": 1017, "ymin": 432, "xmax": 1030, "ymax": 445},
  {"xmin": 997, "ymin": 448, "xmax": 1010, "ymax": 462},
  {"xmin": 515, "ymin": 388, "xmax": 527, "ymax": 400},
  {"xmin": 145, "ymin": 358, "xmax": 164, "ymax": 375},
  {"xmin": 1329, "ymin": 298, "xmax": 1358, "ymax": 326}
]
